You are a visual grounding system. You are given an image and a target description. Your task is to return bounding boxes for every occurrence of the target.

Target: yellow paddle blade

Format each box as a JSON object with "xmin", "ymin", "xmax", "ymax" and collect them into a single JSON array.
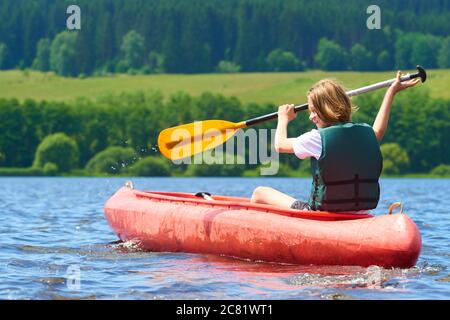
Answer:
[{"xmin": 158, "ymin": 120, "xmax": 246, "ymax": 160}]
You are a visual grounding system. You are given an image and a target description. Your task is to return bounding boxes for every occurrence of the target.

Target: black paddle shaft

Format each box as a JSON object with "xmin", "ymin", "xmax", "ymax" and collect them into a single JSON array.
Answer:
[{"xmin": 244, "ymin": 65, "xmax": 426, "ymax": 127}]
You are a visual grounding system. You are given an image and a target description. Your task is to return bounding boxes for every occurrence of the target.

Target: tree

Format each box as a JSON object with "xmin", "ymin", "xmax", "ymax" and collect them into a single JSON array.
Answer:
[
  {"xmin": 33, "ymin": 133, "xmax": 79, "ymax": 173},
  {"xmin": 85, "ymin": 146, "xmax": 137, "ymax": 174},
  {"xmin": 32, "ymin": 38, "xmax": 51, "ymax": 71},
  {"xmin": 0, "ymin": 43, "xmax": 9, "ymax": 69},
  {"xmin": 266, "ymin": 49, "xmax": 302, "ymax": 71},
  {"xmin": 96, "ymin": 12, "xmax": 116, "ymax": 67},
  {"xmin": 0, "ymin": 151, "xmax": 5, "ymax": 166},
  {"xmin": 185, "ymin": 152, "xmax": 245, "ymax": 176},
  {"xmin": 234, "ymin": 2, "xmax": 257, "ymax": 71},
  {"xmin": 377, "ymin": 50, "xmax": 393, "ymax": 70},
  {"xmin": 162, "ymin": 20, "xmax": 183, "ymax": 73},
  {"xmin": 361, "ymin": 26, "xmax": 395, "ymax": 65},
  {"xmin": 410, "ymin": 34, "xmax": 441, "ymax": 69},
  {"xmin": 314, "ymin": 38, "xmax": 348, "ymax": 71},
  {"xmin": 216, "ymin": 60, "xmax": 241, "ymax": 73},
  {"xmin": 180, "ymin": 9, "xmax": 213, "ymax": 73},
  {"xmin": 43, "ymin": 162, "xmax": 58, "ymax": 176},
  {"xmin": 430, "ymin": 164, "xmax": 450, "ymax": 176},
  {"xmin": 120, "ymin": 30, "xmax": 145, "ymax": 70},
  {"xmin": 394, "ymin": 32, "xmax": 441, "ymax": 69},
  {"xmin": 0, "ymin": 99, "xmax": 25, "ymax": 166},
  {"xmin": 146, "ymin": 51, "xmax": 165, "ymax": 74},
  {"xmin": 75, "ymin": 22, "xmax": 96, "ymax": 75},
  {"xmin": 194, "ymin": 92, "xmax": 244, "ymax": 122},
  {"xmin": 127, "ymin": 156, "xmax": 171, "ymax": 176},
  {"xmin": 395, "ymin": 33, "xmax": 415, "ymax": 69},
  {"xmin": 50, "ymin": 32, "xmax": 78, "ymax": 76},
  {"xmin": 23, "ymin": 4, "xmax": 44, "ymax": 66},
  {"xmin": 380, "ymin": 143, "xmax": 410, "ymax": 175},
  {"xmin": 437, "ymin": 37, "xmax": 450, "ymax": 68},
  {"xmin": 350, "ymin": 44, "xmax": 374, "ymax": 71}
]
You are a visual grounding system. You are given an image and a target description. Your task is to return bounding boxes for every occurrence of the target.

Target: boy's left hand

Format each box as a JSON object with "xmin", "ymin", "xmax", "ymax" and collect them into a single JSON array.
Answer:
[{"xmin": 389, "ymin": 70, "xmax": 420, "ymax": 94}]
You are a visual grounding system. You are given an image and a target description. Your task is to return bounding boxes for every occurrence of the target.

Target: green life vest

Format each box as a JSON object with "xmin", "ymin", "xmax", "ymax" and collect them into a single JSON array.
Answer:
[{"xmin": 307, "ymin": 122, "xmax": 382, "ymax": 212}]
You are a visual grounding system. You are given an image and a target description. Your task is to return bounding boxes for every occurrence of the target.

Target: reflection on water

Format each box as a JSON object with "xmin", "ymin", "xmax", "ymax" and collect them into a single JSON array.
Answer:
[{"xmin": 0, "ymin": 177, "xmax": 448, "ymax": 299}]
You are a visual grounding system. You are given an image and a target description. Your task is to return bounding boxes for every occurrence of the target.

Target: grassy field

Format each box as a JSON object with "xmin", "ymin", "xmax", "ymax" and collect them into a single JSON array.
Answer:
[{"xmin": 0, "ymin": 69, "xmax": 448, "ymax": 105}]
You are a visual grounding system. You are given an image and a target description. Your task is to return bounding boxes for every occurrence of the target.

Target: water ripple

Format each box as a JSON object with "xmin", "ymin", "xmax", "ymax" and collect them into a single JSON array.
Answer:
[{"xmin": 0, "ymin": 177, "xmax": 449, "ymax": 299}]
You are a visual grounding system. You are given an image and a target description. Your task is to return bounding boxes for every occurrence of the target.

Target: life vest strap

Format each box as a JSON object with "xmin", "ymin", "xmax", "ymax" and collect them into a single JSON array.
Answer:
[
  {"xmin": 323, "ymin": 178, "xmax": 378, "ymax": 186},
  {"xmin": 322, "ymin": 198, "xmax": 379, "ymax": 204}
]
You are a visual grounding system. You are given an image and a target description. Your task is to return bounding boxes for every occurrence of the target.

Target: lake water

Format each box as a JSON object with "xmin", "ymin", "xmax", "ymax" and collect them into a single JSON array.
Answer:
[{"xmin": 0, "ymin": 177, "xmax": 448, "ymax": 300}]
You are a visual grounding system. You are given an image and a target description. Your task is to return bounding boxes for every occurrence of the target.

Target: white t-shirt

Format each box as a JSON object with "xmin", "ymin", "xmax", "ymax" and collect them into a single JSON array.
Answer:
[{"xmin": 292, "ymin": 129, "xmax": 322, "ymax": 160}]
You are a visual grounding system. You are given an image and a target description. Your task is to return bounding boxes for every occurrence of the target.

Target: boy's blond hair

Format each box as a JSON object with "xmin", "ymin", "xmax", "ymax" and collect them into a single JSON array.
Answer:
[{"xmin": 307, "ymin": 79, "xmax": 355, "ymax": 124}]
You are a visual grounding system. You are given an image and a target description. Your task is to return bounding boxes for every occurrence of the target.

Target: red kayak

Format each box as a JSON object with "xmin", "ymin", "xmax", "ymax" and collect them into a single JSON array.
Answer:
[{"xmin": 104, "ymin": 185, "xmax": 421, "ymax": 268}]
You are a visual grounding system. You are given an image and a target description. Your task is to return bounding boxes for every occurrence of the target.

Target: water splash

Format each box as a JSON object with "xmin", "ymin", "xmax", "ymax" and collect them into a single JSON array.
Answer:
[
  {"xmin": 418, "ymin": 262, "xmax": 446, "ymax": 276},
  {"xmin": 151, "ymin": 146, "xmax": 159, "ymax": 153},
  {"xmin": 109, "ymin": 239, "xmax": 143, "ymax": 253},
  {"xmin": 286, "ymin": 265, "xmax": 420, "ymax": 289}
]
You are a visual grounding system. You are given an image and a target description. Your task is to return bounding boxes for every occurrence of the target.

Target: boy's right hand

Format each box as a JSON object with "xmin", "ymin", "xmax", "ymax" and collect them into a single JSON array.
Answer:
[{"xmin": 389, "ymin": 71, "xmax": 420, "ymax": 94}]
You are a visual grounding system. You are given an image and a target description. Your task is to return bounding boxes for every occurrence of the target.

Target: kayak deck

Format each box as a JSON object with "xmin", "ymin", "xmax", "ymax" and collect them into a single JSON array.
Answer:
[{"xmin": 133, "ymin": 189, "xmax": 374, "ymax": 221}]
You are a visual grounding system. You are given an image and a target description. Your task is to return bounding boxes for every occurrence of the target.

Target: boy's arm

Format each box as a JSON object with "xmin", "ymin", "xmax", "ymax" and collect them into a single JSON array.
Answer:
[
  {"xmin": 373, "ymin": 71, "xmax": 420, "ymax": 141},
  {"xmin": 274, "ymin": 120, "xmax": 297, "ymax": 153},
  {"xmin": 274, "ymin": 104, "xmax": 297, "ymax": 153},
  {"xmin": 372, "ymin": 87, "xmax": 395, "ymax": 141}
]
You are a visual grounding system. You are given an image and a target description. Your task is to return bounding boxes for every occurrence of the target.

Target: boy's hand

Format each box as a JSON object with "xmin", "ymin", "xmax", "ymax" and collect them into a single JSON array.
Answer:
[
  {"xmin": 278, "ymin": 104, "xmax": 297, "ymax": 123},
  {"xmin": 389, "ymin": 70, "xmax": 420, "ymax": 94}
]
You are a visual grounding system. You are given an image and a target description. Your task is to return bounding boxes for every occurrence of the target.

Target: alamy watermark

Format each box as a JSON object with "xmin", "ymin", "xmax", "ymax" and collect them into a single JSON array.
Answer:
[
  {"xmin": 366, "ymin": 5, "xmax": 381, "ymax": 29},
  {"xmin": 66, "ymin": 264, "xmax": 81, "ymax": 290},
  {"xmin": 66, "ymin": 5, "xmax": 81, "ymax": 30}
]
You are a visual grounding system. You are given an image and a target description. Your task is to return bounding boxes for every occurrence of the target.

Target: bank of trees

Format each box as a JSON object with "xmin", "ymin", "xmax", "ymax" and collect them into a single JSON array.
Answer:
[
  {"xmin": 1, "ymin": 0, "xmax": 450, "ymax": 75},
  {"xmin": 0, "ymin": 88, "xmax": 448, "ymax": 176}
]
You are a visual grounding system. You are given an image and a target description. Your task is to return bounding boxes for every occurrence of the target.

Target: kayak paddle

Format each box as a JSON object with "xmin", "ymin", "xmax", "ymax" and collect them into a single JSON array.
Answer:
[{"xmin": 158, "ymin": 65, "xmax": 426, "ymax": 160}]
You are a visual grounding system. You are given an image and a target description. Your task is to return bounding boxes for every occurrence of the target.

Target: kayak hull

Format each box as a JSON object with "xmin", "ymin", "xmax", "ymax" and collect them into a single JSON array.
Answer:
[{"xmin": 104, "ymin": 187, "xmax": 421, "ymax": 268}]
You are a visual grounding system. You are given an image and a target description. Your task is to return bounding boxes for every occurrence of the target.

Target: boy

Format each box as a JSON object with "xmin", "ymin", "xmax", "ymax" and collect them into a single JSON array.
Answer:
[{"xmin": 251, "ymin": 71, "xmax": 419, "ymax": 212}]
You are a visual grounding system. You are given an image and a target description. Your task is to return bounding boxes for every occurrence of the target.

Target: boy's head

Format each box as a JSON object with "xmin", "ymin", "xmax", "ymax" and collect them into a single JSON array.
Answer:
[{"xmin": 307, "ymin": 79, "xmax": 354, "ymax": 128}]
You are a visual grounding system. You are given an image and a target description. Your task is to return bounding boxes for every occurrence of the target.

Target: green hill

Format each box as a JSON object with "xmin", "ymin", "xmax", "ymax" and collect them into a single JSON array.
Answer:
[{"xmin": 1, "ymin": 69, "xmax": 448, "ymax": 105}]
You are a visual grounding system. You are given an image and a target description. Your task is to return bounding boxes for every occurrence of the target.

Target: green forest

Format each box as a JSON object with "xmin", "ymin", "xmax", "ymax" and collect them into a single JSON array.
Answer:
[
  {"xmin": 0, "ymin": 0, "xmax": 449, "ymax": 177},
  {"xmin": 0, "ymin": 0, "xmax": 450, "ymax": 75},
  {"xmin": 0, "ymin": 87, "xmax": 449, "ymax": 177}
]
